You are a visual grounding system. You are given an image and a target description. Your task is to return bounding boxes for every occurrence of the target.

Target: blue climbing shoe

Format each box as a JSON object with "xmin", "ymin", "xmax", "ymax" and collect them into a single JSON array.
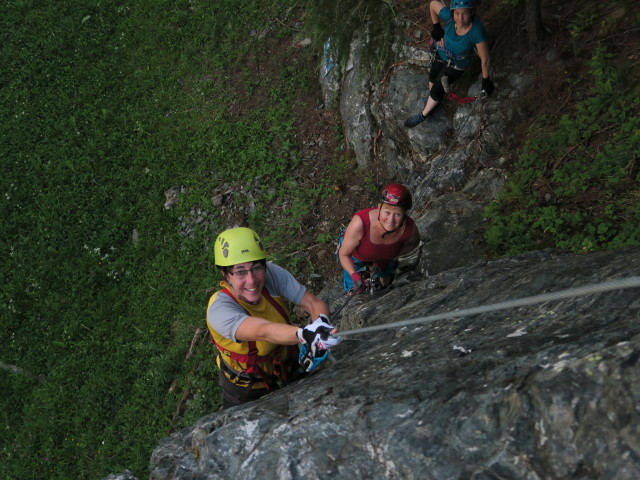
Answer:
[{"xmin": 404, "ymin": 112, "xmax": 426, "ymax": 128}]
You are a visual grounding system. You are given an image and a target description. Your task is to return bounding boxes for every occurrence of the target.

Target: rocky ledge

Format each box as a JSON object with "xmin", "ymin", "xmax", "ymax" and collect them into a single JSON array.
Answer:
[{"xmin": 140, "ymin": 247, "xmax": 640, "ymax": 480}]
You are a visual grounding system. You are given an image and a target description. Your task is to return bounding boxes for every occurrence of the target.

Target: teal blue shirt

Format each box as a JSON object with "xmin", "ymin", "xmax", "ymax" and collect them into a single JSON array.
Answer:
[{"xmin": 435, "ymin": 7, "xmax": 487, "ymax": 69}]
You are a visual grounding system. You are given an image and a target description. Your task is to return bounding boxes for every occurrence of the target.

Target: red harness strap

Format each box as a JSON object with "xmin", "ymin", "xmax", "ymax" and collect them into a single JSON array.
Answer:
[
  {"xmin": 446, "ymin": 92, "xmax": 478, "ymax": 104},
  {"xmin": 211, "ymin": 287, "xmax": 297, "ymax": 389}
]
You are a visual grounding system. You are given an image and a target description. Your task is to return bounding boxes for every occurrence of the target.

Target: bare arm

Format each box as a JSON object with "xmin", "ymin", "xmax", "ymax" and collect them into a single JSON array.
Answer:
[
  {"xmin": 430, "ymin": 0, "xmax": 445, "ymax": 24},
  {"xmin": 234, "ymin": 292, "xmax": 330, "ymax": 344},
  {"xmin": 235, "ymin": 316, "xmax": 300, "ymax": 344},
  {"xmin": 299, "ymin": 291, "xmax": 337, "ymax": 335},
  {"xmin": 338, "ymin": 215, "xmax": 364, "ymax": 276},
  {"xmin": 476, "ymin": 41, "xmax": 491, "ymax": 79},
  {"xmin": 298, "ymin": 290, "xmax": 330, "ymax": 319}
]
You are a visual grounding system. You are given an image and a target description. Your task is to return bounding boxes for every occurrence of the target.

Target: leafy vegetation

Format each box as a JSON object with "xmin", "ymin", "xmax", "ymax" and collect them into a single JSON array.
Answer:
[
  {"xmin": 305, "ymin": 0, "xmax": 397, "ymax": 77},
  {"xmin": 0, "ymin": 0, "xmax": 343, "ymax": 478},
  {"xmin": 484, "ymin": 46, "xmax": 640, "ymax": 256}
]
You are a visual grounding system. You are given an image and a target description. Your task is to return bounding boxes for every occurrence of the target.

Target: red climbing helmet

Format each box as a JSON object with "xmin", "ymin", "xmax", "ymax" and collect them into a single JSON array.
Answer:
[{"xmin": 380, "ymin": 183, "xmax": 413, "ymax": 210}]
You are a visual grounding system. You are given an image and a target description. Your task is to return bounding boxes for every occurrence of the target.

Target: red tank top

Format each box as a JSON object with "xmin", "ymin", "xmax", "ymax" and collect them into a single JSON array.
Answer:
[{"xmin": 352, "ymin": 207, "xmax": 415, "ymax": 262}]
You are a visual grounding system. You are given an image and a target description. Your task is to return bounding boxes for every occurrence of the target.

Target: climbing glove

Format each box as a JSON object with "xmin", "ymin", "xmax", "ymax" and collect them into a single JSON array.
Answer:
[
  {"xmin": 431, "ymin": 23, "xmax": 444, "ymax": 42},
  {"xmin": 481, "ymin": 77, "xmax": 495, "ymax": 95},
  {"xmin": 350, "ymin": 272, "xmax": 364, "ymax": 292},
  {"xmin": 297, "ymin": 315, "xmax": 340, "ymax": 349},
  {"xmin": 297, "ymin": 315, "xmax": 341, "ymax": 372}
]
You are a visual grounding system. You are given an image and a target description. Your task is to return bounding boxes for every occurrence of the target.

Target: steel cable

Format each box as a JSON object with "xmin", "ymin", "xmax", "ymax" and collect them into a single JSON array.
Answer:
[{"xmin": 336, "ymin": 276, "xmax": 640, "ymax": 336}]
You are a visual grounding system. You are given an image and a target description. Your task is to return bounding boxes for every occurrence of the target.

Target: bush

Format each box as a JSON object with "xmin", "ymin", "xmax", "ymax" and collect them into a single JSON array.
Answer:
[{"xmin": 484, "ymin": 46, "xmax": 640, "ymax": 256}]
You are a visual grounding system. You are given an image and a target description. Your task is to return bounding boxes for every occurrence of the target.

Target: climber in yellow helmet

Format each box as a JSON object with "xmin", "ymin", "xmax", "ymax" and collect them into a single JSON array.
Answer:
[{"xmin": 207, "ymin": 227, "xmax": 341, "ymax": 408}]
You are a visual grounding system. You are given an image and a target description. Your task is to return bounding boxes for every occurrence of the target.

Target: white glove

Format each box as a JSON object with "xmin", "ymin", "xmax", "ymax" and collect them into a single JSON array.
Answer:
[
  {"xmin": 297, "ymin": 315, "xmax": 341, "ymax": 372},
  {"xmin": 297, "ymin": 314, "xmax": 341, "ymax": 348}
]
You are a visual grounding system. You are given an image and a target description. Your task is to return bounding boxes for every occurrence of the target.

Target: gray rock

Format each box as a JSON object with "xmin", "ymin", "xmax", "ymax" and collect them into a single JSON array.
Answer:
[
  {"xmin": 376, "ymin": 65, "xmax": 451, "ymax": 162},
  {"xmin": 295, "ymin": 37, "xmax": 312, "ymax": 48},
  {"xmin": 340, "ymin": 32, "xmax": 374, "ymax": 169},
  {"xmin": 148, "ymin": 247, "xmax": 640, "ymax": 480},
  {"xmin": 103, "ymin": 470, "xmax": 138, "ymax": 480},
  {"xmin": 508, "ymin": 72, "xmax": 534, "ymax": 90},
  {"xmin": 416, "ymin": 192, "xmax": 487, "ymax": 276},
  {"xmin": 546, "ymin": 48, "xmax": 559, "ymax": 63},
  {"xmin": 396, "ymin": 44, "xmax": 433, "ymax": 67},
  {"xmin": 163, "ymin": 186, "xmax": 185, "ymax": 210},
  {"xmin": 319, "ymin": 38, "xmax": 341, "ymax": 110},
  {"xmin": 463, "ymin": 167, "xmax": 506, "ymax": 200}
]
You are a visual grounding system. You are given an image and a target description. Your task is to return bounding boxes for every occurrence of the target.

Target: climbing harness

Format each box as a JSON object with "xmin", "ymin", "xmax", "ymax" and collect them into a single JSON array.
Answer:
[
  {"xmin": 330, "ymin": 276, "xmax": 640, "ymax": 337},
  {"xmin": 210, "ymin": 287, "xmax": 298, "ymax": 390},
  {"xmin": 429, "ymin": 36, "xmax": 473, "ymax": 71},
  {"xmin": 330, "ymin": 267, "xmax": 388, "ymax": 327}
]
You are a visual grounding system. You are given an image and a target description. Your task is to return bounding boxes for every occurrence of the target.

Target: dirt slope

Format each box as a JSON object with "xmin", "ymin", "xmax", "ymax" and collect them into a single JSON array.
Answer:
[{"xmin": 230, "ymin": 0, "xmax": 640, "ymax": 288}]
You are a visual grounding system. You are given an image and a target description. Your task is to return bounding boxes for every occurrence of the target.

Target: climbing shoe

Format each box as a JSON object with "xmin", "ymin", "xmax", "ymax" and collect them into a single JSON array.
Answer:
[{"xmin": 404, "ymin": 112, "xmax": 426, "ymax": 128}]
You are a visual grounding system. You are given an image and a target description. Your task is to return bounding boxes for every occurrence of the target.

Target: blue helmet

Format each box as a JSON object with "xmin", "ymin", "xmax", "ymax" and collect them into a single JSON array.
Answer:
[{"xmin": 450, "ymin": 0, "xmax": 475, "ymax": 9}]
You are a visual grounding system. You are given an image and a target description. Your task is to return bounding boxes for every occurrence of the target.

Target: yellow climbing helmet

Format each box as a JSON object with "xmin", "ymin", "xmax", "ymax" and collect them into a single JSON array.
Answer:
[{"xmin": 214, "ymin": 227, "xmax": 267, "ymax": 267}]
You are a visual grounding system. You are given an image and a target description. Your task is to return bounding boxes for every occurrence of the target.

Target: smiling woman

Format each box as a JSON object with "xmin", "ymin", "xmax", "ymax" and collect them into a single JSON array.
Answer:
[
  {"xmin": 337, "ymin": 183, "xmax": 421, "ymax": 293},
  {"xmin": 0, "ymin": 0, "xmax": 323, "ymax": 478},
  {"xmin": 207, "ymin": 227, "xmax": 340, "ymax": 408}
]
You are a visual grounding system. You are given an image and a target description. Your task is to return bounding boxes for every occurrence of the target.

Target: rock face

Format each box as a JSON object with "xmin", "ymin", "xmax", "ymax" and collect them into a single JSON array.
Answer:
[
  {"xmin": 321, "ymin": 16, "xmax": 525, "ymax": 278},
  {"xmin": 102, "ymin": 471, "xmax": 138, "ymax": 480},
  {"xmin": 415, "ymin": 192, "xmax": 487, "ymax": 276},
  {"xmin": 107, "ymin": 11, "xmax": 638, "ymax": 480},
  {"xmin": 148, "ymin": 247, "xmax": 640, "ymax": 480}
]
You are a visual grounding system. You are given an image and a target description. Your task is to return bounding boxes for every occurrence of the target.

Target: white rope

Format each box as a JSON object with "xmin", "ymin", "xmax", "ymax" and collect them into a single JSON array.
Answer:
[{"xmin": 337, "ymin": 276, "xmax": 640, "ymax": 336}]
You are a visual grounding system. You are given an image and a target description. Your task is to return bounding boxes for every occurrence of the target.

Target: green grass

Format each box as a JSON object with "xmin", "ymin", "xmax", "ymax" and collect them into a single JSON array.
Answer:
[
  {"xmin": 0, "ymin": 0, "xmax": 334, "ymax": 478},
  {"xmin": 305, "ymin": 0, "xmax": 396, "ymax": 76}
]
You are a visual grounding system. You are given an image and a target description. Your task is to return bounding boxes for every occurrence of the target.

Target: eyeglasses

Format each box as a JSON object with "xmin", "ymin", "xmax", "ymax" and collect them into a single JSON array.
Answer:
[{"xmin": 229, "ymin": 264, "xmax": 266, "ymax": 277}]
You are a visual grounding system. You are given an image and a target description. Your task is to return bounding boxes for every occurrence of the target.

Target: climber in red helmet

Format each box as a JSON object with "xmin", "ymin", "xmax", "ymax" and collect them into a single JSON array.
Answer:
[{"xmin": 338, "ymin": 184, "xmax": 421, "ymax": 293}]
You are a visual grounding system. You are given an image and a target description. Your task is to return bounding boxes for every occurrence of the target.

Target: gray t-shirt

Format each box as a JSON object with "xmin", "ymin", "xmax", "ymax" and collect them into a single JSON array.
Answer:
[{"xmin": 207, "ymin": 262, "xmax": 306, "ymax": 342}]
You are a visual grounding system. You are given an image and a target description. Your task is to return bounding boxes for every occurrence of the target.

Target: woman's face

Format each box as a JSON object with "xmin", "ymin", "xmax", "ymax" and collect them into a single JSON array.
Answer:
[
  {"xmin": 453, "ymin": 8, "xmax": 473, "ymax": 28},
  {"xmin": 378, "ymin": 203, "xmax": 406, "ymax": 232},
  {"xmin": 225, "ymin": 261, "xmax": 267, "ymax": 304}
]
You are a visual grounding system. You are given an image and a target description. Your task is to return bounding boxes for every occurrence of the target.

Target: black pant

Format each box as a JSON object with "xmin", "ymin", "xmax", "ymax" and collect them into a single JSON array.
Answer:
[
  {"xmin": 218, "ymin": 370, "xmax": 271, "ymax": 408},
  {"xmin": 428, "ymin": 60, "xmax": 465, "ymax": 102}
]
